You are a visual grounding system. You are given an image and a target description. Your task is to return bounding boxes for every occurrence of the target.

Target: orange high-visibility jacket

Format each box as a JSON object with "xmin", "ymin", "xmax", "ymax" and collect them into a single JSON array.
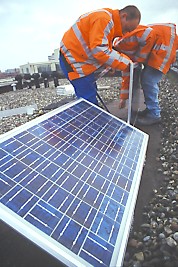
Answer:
[
  {"xmin": 113, "ymin": 23, "xmax": 178, "ymax": 99},
  {"xmin": 60, "ymin": 8, "xmax": 131, "ymax": 80}
]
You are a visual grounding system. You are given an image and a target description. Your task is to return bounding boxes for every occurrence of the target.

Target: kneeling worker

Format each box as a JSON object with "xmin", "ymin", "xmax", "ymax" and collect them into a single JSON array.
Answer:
[{"xmin": 113, "ymin": 23, "xmax": 178, "ymax": 125}]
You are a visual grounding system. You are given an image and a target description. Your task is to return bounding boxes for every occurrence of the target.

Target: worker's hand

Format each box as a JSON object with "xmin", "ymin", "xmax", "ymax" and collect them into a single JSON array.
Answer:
[{"xmin": 119, "ymin": 99, "xmax": 126, "ymax": 109}]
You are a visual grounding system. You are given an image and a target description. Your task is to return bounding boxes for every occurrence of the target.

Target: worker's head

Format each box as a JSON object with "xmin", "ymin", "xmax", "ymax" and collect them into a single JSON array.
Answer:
[{"xmin": 120, "ymin": 5, "xmax": 141, "ymax": 34}]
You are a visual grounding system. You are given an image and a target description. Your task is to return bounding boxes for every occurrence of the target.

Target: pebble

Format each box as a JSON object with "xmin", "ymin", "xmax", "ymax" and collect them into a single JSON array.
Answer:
[
  {"xmin": 123, "ymin": 77, "xmax": 178, "ymax": 267},
  {"xmin": 143, "ymin": 236, "xmax": 151, "ymax": 242},
  {"xmin": 0, "ymin": 77, "xmax": 120, "ymax": 135},
  {"xmin": 159, "ymin": 233, "xmax": 166, "ymax": 239},
  {"xmin": 141, "ymin": 224, "xmax": 151, "ymax": 229},
  {"xmin": 164, "ymin": 226, "xmax": 173, "ymax": 235},
  {"xmin": 134, "ymin": 252, "xmax": 144, "ymax": 261},
  {"xmin": 128, "ymin": 238, "xmax": 140, "ymax": 248},
  {"xmin": 1, "ymin": 76, "xmax": 177, "ymax": 267},
  {"xmin": 173, "ymin": 232, "xmax": 178, "ymax": 241},
  {"xmin": 166, "ymin": 237, "xmax": 177, "ymax": 247}
]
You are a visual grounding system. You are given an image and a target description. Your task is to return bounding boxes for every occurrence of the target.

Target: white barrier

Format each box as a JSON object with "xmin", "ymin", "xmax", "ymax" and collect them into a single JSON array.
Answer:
[
  {"xmin": 56, "ymin": 84, "xmax": 75, "ymax": 96},
  {"xmin": 0, "ymin": 104, "xmax": 37, "ymax": 119}
]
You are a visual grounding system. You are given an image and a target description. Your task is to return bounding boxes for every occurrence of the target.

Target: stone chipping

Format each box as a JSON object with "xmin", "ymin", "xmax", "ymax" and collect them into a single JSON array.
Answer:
[
  {"xmin": 123, "ymin": 77, "xmax": 178, "ymax": 267},
  {"xmin": 0, "ymin": 77, "xmax": 120, "ymax": 135},
  {"xmin": 0, "ymin": 75, "xmax": 177, "ymax": 267}
]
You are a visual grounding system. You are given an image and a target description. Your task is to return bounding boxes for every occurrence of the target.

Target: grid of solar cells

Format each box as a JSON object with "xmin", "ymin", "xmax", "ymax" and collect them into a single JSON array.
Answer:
[{"xmin": 0, "ymin": 100, "xmax": 147, "ymax": 267}]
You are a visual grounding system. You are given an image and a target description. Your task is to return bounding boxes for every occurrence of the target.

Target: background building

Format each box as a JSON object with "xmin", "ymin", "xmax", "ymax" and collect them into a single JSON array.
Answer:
[{"xmin": 19, "ymin": 48, "xmax": 62, "ymax": 75}]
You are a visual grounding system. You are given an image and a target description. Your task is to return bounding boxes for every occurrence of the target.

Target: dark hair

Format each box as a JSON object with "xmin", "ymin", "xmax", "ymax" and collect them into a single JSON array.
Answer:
[{"xmin": 120, "ymin": 5, "xmax": 141, "ymax": 22}]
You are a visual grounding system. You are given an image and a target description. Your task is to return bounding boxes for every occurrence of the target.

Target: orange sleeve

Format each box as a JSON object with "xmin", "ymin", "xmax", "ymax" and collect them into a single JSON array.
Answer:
[{"xmin": 119, "ymin": 66, "xmax": 130, "ymax": 100}]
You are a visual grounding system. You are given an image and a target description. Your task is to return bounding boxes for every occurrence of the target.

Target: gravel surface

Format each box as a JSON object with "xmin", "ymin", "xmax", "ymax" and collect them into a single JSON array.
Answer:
[
  {"xmin": 0, "ymin": 79, "xmax": 69, "ymax": 134},
  {"xmin": 0, "ymin": 75, "xmax": 177, "ymax": 267},
  {"xmin": 0, "ymin": 77, "xmax": 120, "ymax": 135},
  {"xmin": 123, "ymin": 76, "xmax": 178, "ymax": 267}
]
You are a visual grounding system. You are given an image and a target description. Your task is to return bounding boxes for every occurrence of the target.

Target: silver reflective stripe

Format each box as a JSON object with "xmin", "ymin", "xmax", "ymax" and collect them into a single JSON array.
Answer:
[
  {"xmin": 105, "ymin": 56, "xmax": 115, "ymax": 65},
  {"xmin": 90, "ymin": 14, "xmax": 130, "ymax": 68},
  {"xmin": 101, "ymin": 33, "xmax": 110, "ymax": 46},
  {"xmin": 91, "ymin": 44, "xmax": 125, "ymax": 68},
  {"xmin": 71, "ymin": 23, "xmax": 102, "ymax": 69},
  {"xmin": 160, "ymin": 24, "xmax": 176, "ymax": 71},
  {"xmin": 60, "ymin": 41, "xmax": 84, "ymax": 77},
  {"xmin": 60, "ymin": 8, "xmax": 115, "ymax": 76},
  {"xmin": 107, "ymin": 54, "xmax": 130, "ymax": 66},
  {"xmin": 101, "ymin": 20, "xmax": 114, "ymax": 45},
  {"xmin": 118, "ymin": 28, "xmax": 152, "ymax": 47},
  {"xmin": 139, "ymin": 28, "xmax": 152, "ymax": 43},
  {"xmin": 124, "ymin": 28, "xmax": 152, "ymax": 44},
  {"xmin": 60, "ymin": 41, "xmax": 73, "ymax": 64},
  {"xmin": 72, "ymin": 63, "xmax": 84, "ymax": 76},
  {"xmin": 153, "ymin": 44, "xmax": 161, "ymax": 50},
  {"xmin": 61, "ymin": 42, "xmax": 102, "ymax": 76},
  {"xmin": 148, "ymin": 23, "xmax": 174, "ymax": 27},
  {"xmin": 73, "ymin": 8, "xmax": 113, "ymax": 69},
  {"xmin": 91, "ymin": 45, "xmax": 106, "ymax": 54},
  {"xmin": 61, "ymin": 25, "xmax": 101, "ymax": 73},
  {"xmin": 61, "ymin": 44, "xmax": 78, "ymax": 67},
  {"xmin": 153, "ymin": 44, "xmax": 169, "ymax": 51},
  {"xmin": 121, "ymin": 89, "xmax": 129, "ymax": 93},
  {"xmin": 92, "ymin": 44, "xmax": 114, "ymax": 55},
  {"xmin": 85, "ymin": 58, "xmax": 101, "ymax": 68},
  {"xmin": 77, "ymin": 9, "xmax": 112, "ymax": 21},
  {"xmin": 61, "ymin": 41, "xmax": 101, "ymax": 75},
  {"xmin": 72, "ymin": 23, "xmax": 92, "ymax": 57},
  {"xmin": 105, "ymin": 49, "xmax": 130, "ymax": 66},
  {"xmin": 74, "ymin": 10, "xmax": 113, "ymax": 63},
  {"xmin": 160, "ymin": 44, "xmax": 169, "ymax": 50}
]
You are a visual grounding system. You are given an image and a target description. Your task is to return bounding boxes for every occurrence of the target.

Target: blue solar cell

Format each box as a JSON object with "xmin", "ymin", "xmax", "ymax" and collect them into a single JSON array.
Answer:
[
  {"xmin": 72, "ymin": 201, "xmax": 91, "ymax": 225},
  {"xmin": 2, "ymin": 138, "xmax": 22, "ymax": 153},
  {"xmin": 31, "ymin": 140, "xmax": 52, "ymax": 155},
  {"xmin": 83, "ymin": 208, "xmax": 97, "ymax": 229},
  {"xmin": 0, "ymin": 148, "xmax": 9, "ymax": 158},
  {"xmin": 4, "ymin": 161, "xmax": 27, "ymax": 179},
  {"xmin": 80, "ymin": 232, "xmax": 113, "ymax": 267},
  {"xmin": 59, "ymin": 220, "xmax": 87, "ymax": 253},
  {"xmin": 18, "ymin": 196, "xmax": 38, "ymax": 217},
  {"xmin": 5, "ymin": 188, "xmax": 32, "ymax": 213},
  {"xmin": 0, "ymin": 174, "xmax": 16, "ymax": 197},
  {"xmin": 1, "ymin": 157, "xmax": 17, "ymax": 172},
  {"xmin": 23, "ymin": 173, "xmax": 47, "ymax": 190},
  {"xmin": 1, "ymin": 184, "xmax": 21, "ymax": 206},
  {"xmin": 0, "ymin": 99, "xmax": 148, "ymax": 267},
  {"xmin": 51, "ymin": 215, "xmax": 69, "ymax": 240}
]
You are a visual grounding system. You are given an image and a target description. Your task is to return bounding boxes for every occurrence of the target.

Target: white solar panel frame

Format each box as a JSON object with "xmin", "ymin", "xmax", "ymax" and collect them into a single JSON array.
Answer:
[{"xmin": 0, "ymin": 98, "xmax": 148, "ymax": 267}]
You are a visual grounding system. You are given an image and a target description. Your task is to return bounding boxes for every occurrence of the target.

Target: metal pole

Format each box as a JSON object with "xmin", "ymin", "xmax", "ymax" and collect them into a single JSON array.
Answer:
[{"xmin": 127, "ymin": 62, "xmax": 134, "ymax": 124}]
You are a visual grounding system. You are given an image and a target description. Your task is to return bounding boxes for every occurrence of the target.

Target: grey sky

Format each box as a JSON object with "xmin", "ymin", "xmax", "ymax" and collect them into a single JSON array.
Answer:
[{"xmin": 0, "ymin": 0, "xmax": 178, "ymax": 71}]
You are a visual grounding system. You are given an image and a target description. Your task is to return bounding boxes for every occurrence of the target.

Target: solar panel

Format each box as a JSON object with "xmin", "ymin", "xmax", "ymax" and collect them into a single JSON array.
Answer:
[{"xmin": 0, "ymin": 99, "xmax": 148, "ymax": 267}]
